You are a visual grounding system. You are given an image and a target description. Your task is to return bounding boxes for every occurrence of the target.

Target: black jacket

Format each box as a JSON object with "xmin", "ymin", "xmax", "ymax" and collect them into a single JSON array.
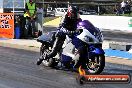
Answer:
[{"xmin": 61, "ymin": 14, "xmax": 82, "ymax": 31}]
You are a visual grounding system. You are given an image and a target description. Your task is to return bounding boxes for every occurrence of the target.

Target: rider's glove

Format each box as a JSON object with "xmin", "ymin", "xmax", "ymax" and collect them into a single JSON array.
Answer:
[
  {"xmin": 59, "ymin": 27, "xmax": 81, "ymax": 35},
  {"xmin": 66, "ymin": 30, "xmax": 81, "ymax": 35},
  {"xmin": 59, "ymin": 27, "xmax": 68, "ymax": 34}
]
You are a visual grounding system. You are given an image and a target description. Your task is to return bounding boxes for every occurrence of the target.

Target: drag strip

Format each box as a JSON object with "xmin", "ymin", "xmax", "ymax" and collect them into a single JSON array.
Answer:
[{"xmin": 0, "ymin": 46, "xmax": 131, "ymax": 88}]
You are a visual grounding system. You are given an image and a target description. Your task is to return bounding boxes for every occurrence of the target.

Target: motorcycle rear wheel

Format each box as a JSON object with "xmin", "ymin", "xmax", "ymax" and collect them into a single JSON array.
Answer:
[{"xmin": 40, "ymin": 44, "xmax": 57, "ymax": 67}]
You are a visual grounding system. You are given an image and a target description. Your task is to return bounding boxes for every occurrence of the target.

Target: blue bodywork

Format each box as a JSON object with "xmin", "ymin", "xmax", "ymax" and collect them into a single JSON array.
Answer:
[
  {"xmin": 61, "ymin": 54, "xmax": 72, "ymax": 63},
  {"xmin": 61, "ymin": 37, "xmax": 105, "ymax": 67},
  {"xmin": 89, "ymin": 45, "xmax": 105, "ymax": 55},
  {"xmin": 61, "ymin": 20, "xmax": 105, "ymax": 67},
  {"xmin": 77, "ymin": 20, "xmax": 99, "ymax": 35},
  {"xmin": 92, "ymin": 47, "xmax": 105, "ymax": 55}
]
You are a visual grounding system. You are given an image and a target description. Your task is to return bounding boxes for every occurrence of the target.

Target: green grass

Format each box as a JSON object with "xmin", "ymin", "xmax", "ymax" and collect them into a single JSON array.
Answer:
[{"xmin": 43, "ymin": 16, "xmax": 60, "ymax": 23}]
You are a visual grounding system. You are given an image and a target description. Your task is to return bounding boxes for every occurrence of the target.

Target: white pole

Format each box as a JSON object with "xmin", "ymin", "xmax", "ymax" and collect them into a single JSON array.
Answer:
[
  {"xmin": 42, "ymin": 0, "xmax": 44, "ymax": 33},
  {"xmin": 98, "ymin": 5, "xmax": 100, "ymax": 15},
  {"xmin": 13, "ymin": 0, "xmax": 14, "ymax": 13},
  {"xmin": 68, "ymin": 1, "xmax": 69, "ymax": 8},
  {"xmin": 24, "ymin": 0, "xmax": 25, "ymax": 8},
  {"xmin": 1, "ymin": 0, "xmax": 3, "ymax": 13}
]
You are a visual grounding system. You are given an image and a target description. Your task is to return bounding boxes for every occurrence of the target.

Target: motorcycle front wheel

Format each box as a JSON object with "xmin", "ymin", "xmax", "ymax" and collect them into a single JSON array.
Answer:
[{"xmin": 86, "ymin": 55, "xmax": 105, "ymax": 74}]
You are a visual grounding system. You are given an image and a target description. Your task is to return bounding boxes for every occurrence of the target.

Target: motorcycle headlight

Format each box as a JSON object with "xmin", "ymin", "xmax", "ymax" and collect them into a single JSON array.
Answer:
[{"xmin": 84, "ymin": 35, "xmax": 94, "ymax": 43}]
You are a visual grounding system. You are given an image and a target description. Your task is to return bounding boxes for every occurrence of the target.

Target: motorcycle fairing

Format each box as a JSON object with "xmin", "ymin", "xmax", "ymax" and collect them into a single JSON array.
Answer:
[
  {"xmin": 61, "ymin": 54, "xmax": 72, "ymax": 63},
  {"xmin": 71, "ymin": 37, "xmax": 85, "ymax": 49},
  {"xmin": 77, "ymin": 20, "xmax": 98, "ymax": 35},
  {"xmin": 77, "ymin": 20, "xmax": 103, "ymax": 43},
  {"xmin": 37, "ymin": 31, "xmax": 56, "ymax": 43}
]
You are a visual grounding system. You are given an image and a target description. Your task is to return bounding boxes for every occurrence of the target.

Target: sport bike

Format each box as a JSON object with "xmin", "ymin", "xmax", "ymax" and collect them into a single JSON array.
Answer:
[{"xmin": 37, "ymin": 20, "xmax": 105, "ymax": 74}]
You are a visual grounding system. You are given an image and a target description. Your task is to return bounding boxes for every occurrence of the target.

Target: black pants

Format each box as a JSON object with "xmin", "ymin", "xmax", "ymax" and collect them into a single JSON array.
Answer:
[
  {"xmin": 25, "ymin": 17, "xmax": 37, "ymax": 37},
  {"xmin": 47, "ymin": 32, "xmax": 66, "ymax": 59}
]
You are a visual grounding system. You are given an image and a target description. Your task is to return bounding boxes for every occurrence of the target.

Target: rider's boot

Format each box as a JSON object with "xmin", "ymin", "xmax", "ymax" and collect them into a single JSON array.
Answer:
[{"xmin": 36, "ymin": 56, "xmax": 44, "ymax": 65}]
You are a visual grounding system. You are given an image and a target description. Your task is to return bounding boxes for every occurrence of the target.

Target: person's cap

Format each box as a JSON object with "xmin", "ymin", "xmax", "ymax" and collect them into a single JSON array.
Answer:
[{"xmin": 29, "ymin": 0, "xmax": 33, "ymax": 2}]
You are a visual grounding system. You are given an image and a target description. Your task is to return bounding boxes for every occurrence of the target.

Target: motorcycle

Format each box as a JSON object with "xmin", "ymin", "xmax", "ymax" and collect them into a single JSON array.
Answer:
[{"xmin": 37, "ymin": 20, "xmax": 105, "ymax": 74}]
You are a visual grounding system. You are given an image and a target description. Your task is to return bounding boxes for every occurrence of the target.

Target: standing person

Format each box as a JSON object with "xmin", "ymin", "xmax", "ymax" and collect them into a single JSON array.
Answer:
[
  {"xmin": 121, "ymin": 0, "xmax": 127, "ymax": 14},
  {"xmin": 24, "ymin": 0, "xmax": 37, "ymax": 38},
  {"xmin": 37, "ymin": 4, "xmax": 43, "ymax": 37},
  {"xmin": 126, "ymin": 0, "xmax": 132, "ymax": 15},
  {"xmin": 115, "ymin": 3, "xmax": 121, "ymax": 16},
  {"xmin": 36, "ymin": 6, "xmax": 82, "ymax": 65}
]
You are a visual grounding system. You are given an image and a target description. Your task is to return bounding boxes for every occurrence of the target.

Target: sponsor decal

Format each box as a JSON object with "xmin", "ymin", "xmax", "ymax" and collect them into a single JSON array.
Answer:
[
  {"xmin": 76, "ymin": 66, "xmax": 131, "ymax": 84},
  {"xmin": 0, "ymin": 13, "xmax": 14, "ymax": 38},
  {"xmin": 128, "ymin": 19, "xmax": 132, "ymax": 27}
]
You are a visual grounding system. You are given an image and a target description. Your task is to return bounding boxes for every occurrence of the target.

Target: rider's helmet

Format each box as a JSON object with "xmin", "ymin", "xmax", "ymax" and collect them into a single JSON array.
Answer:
[{"xmin": 67, "ymin": 6, "xmax": 79, "ymax": 20}]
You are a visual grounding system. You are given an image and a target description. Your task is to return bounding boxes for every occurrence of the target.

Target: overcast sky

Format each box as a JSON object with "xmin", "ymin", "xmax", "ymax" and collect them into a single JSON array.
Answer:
[{"xmin": 0, "ymin": 0, "xmax": 3, "ymax": 8}]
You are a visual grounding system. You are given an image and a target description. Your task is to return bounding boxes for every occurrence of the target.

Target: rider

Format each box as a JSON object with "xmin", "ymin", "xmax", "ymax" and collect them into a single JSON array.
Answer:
[
  {"xmin": 36, "ymin": 5, "xmax": 82, "ymax": 65},
  {"xmin": 24, "ymin": 0, "xmax": 37, "ymax": 38}
]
